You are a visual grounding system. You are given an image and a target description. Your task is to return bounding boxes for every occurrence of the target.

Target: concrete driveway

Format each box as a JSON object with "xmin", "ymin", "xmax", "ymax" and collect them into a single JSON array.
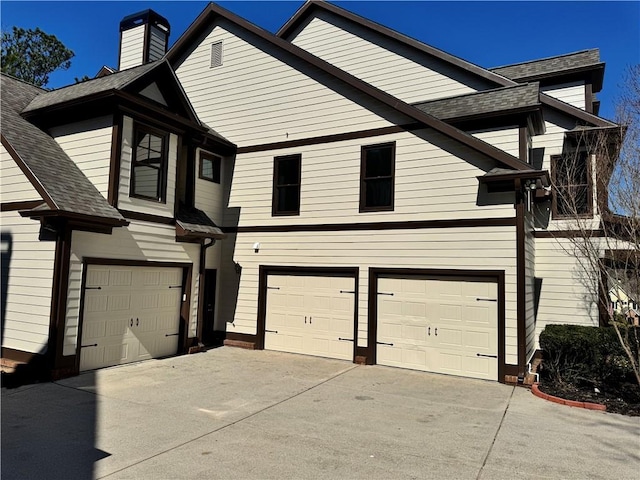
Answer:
[{"xmin": 2, "ymin": 348, "xmax": 639, "ymax": 480}]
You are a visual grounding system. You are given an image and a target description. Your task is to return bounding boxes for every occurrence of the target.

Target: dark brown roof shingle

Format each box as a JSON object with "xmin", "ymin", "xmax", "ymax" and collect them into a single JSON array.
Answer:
[{"xmin": 491, "ymin": 49, "xmax": 602, "ymax": 80}]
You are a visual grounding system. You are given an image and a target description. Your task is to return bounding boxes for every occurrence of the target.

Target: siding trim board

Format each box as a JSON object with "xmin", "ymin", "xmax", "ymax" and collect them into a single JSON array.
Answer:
[
  {"xmin": 108, "ymin": 113, "xmax": 124, "ymax": 206},
  {"xmin": 515, "ymin": 183, "xmax": 527, "ymax": 378},
  {"xmin": 256, "ymin": 265, "xmax": 359, "ymax": 360},
  {"xmin": 367, "ymin": 267, "xmax": 507, "ymax": 382},
  {"xmin": 1, "ymin": 200, "xmax": 45, "ymax": 212}
]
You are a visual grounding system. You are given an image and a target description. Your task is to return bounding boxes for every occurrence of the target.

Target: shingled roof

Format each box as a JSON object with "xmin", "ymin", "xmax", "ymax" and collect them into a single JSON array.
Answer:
[
  {"xmin": 491, "ymin": 50, "xmax": 603, "ymax": 81},
  {"xmin": 1, "ymin": 74, "xmax": 127, "ymax": 225},
  {"xmin": 413, "ymin": 83, "xmax": 541, "ymax": 122},
  {"xmin": 23, "ymin": 62, "xmax": 159, "ymax": 113}
]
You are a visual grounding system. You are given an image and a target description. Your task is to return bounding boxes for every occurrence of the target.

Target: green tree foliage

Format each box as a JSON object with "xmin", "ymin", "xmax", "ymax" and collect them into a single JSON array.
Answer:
[{"xmin": 1, "ymin": 26, "xmax": 74, "ymax": 87}]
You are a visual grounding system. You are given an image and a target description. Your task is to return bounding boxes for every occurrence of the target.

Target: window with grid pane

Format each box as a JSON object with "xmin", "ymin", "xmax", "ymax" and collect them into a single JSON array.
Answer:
[
  {"xmin": 360, "ymin": 142, "xmax": 395, "ymax": 212},
  {"xmin": 551, "ymin": 152, "xmax": 593, "ymax": 218},
  {"xmin": 272, "ymin": 154, "xmax": 301, "ymax": 216},
  {"xmin": 130, "ymin": 124, "xmax": 167, "ymax": 202},
  {"xmin": 199, "ymin": 152, "xmax": 221, "ymax": 184}
]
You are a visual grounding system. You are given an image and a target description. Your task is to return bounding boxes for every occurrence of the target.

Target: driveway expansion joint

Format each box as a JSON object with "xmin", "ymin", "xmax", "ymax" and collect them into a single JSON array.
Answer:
[{"xmin": 476, "ymin": 385, "xmax": 515, "ymax": 480}]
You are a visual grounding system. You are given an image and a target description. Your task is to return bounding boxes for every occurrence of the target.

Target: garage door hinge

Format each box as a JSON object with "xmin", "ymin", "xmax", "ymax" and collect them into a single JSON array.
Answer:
[
  {"xmin": 265, "ymin": 329, "xmax": 278, "ymax": 333},
  {"xmin": 476, "ymin": 353, "xmax": 498, "ymax": 358},
  {"xmin": 339, "ymin": 290, "xmax": 355, "ymax": 294},
  {"xmin": 338, "ymin": 337, "xmax": 354, "ymax": 342},
  {"xmin": 165, "ymin": 333, "xmax": 180, "ymax": 337},
  {"xmin": 85, "ymin": 286, "xmax": 102, "ymax": 290},
  {"xmin": 81, "ymin": 343, "xmax": 98, "ymax": 348},
  {"xmin": 377, "ymin": 341, "xmax": 393, "ymax": 346},
  {"xmin": 377, "ymin": 292, "xmax": 394, "ymax": 296},
  {"xmin": 267, "ymin": 286, "xmax": 280, "ymax": 290},
  {"xmin": 476, "ymin": 298, "xmax": 497, "ymax": 302},
  {"xmin": 168, "ymin": 285, "xmax": 182, "ymax": 289}
]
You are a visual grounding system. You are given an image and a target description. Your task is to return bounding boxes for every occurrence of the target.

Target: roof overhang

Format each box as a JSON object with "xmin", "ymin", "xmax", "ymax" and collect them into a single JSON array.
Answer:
[
  {"xmin": 20, "ymin": 207, "xmax": 129, "ymax": 234},
  {"xmin": 478, "ymin": 168, "xmax": 550, "ymax": 194}
]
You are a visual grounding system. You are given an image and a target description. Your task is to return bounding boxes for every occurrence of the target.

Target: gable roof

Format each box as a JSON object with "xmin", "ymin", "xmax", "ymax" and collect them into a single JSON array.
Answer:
[
  {"xmin": 278, "ymin": 1, "xmax": 615, "ymax": 128},
  {"xmin": 413, "ymin": 83, "xmax": 543, "ymax": 132},
  {"xmin": 491, "ymin": 49, "xmax": 605, "ymax": 90},
  {"xmin": 1, "ymin": 74, "xmax": 127, "ymax": 226},
  {"xmin": 167, "ymin": 2, "xmax": 531, "ymax": 172}
]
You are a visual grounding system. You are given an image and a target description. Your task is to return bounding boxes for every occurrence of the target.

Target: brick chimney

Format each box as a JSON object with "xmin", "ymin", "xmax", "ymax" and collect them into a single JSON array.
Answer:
[{"xmin": 118, "ymin": 9, "xmax": 170, "ymax": 71}]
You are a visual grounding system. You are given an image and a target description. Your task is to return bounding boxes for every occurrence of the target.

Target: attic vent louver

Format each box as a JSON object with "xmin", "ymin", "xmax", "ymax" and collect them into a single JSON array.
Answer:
[{"xmin": 210, "ymin": 41, "xmax": 223, "ymax": 68}]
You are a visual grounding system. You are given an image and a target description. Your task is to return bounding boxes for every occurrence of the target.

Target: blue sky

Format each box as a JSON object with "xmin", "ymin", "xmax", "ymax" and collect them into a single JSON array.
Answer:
[{"xmin": 1, "ymin": 1, "xmax": 638, "ymax": 121}]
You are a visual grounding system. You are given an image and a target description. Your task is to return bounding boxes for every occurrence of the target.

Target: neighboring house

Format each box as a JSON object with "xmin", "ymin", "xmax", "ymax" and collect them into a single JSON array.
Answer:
[
  {"xmin": 609, "ymin": 283, "xmax": 638, "ymax": 314},
  {"xmin": 0, "ymin": 2, "xmax": 624, "ymax": 383}
]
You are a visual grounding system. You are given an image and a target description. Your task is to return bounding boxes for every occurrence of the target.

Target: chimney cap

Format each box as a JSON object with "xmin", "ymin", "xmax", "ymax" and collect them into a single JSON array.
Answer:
[{"xmin": 120, "ymin": 9, "xmax": 170, "ymax": 35}]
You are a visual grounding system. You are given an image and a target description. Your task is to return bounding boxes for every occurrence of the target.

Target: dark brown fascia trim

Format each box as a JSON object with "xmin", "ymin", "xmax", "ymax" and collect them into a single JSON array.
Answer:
[
  {"xmin": 514, "ymin": 180, "xmax": 526, "ymax": 377},
  {"xmin": 143, "ymin": 23, "xmax": 151, "ymax": 65},
  {"xmin": 257, "ymin": 265, "xmax": 359, "ymax": 355},
  {"xmin": 19, "ymin": 208, "xmax": 128, "ymax": 228},
  {"xmin": 1, "ymin": 134, "xmax": 56, "ymax": 210},
  {"xmin": 167, "ymin": 3, "xmax": 529, "ymax": 172},
  {"xmin": 1, "ymin": 200, "xmax": 45, "ymax": 212},
  {"xmin": 585, "ymin": 83, "xmax": 594, "ymax": 114},
  {"xmin": 533, "ymin": 229, "xmax": 606, "ymax": 239},
  {"xmin": 367, "ymin": 267, "xmax": 507, "ymax": 383},
  {"xmin": 223, "ymin": 216, "xmax": 516, "ymax": 234},
  {"xmin": 519, "ymin": 127, "xmax": 528, "ymax": 163},
  {"xmin": 119, "ymin": 209, "xmax": 175, "ymax": 225},
  {"xmin": 49, "ymin": 225, "xmax": 74, "ymax": 372},
  {"xmin": 83, "ymin": 257, "xmax": 192, "ymax": 269},
  {"xmin": 108, "ymin": 112, "xmax": 124, "ymax": 206},
  {"xmin": 238, "ymin": 124, "xmax": 418, "ymax": 154},
  {"xmin": 478, "ymin": 170, "xmax": 550, "ymax": 187},
  {"xmin": 276, "ymin": 1, "xmax": 614, "ymax": 130}
]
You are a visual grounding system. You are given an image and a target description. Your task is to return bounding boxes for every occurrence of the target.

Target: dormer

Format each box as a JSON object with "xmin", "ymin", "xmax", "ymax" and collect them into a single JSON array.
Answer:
[{"xmin": 119, "ymin": 9, "xmax": 171, "ymax": 71}]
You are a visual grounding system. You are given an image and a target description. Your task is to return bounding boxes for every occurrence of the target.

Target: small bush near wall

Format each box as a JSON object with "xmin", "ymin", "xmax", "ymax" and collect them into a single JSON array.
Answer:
[
  {"xmin": 538, "ymin": 324, "xmax": 640, "ymax": 415},
  {"xmin": 540, "ymin": 324, "xmax": 632, "ymax": 386}
]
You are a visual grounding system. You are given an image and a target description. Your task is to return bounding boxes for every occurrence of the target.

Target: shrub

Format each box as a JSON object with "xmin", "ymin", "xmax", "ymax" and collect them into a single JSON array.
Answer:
[{"xmin": 539, "ymin": 324, "xmax": 635, "ymax": 388}]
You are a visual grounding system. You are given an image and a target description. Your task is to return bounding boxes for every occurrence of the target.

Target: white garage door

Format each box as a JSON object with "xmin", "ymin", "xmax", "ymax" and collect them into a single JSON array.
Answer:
[
  {"xmin": 80, "ymin": 265, "xmax": 183, "ymax": 371},
  {"xmin": 377, "ymin": 276, "xmax": 498, "ymax": 380},
  {"xmin": 264, "ymin": 274, "xmax": 355, "ymax": 361}
]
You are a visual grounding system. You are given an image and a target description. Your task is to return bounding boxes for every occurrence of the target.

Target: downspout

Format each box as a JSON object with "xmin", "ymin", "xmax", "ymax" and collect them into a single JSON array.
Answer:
[{"xmin": 195, "ymin": 239, "xmax": 216, "ymax": 346}]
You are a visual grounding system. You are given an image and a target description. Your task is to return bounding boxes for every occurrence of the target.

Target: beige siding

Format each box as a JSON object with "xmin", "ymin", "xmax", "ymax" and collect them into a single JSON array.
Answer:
[
  {"xmin": 289, "ymin": 12, "xmax": 491, "ymax": 104},
  {"xmin": 174, "ymin": 18, "xmax": 409, "ymax": 146},
  {"xmin": 49, "ymin": 116, "xmax": 113, "ymax": 199},
  {"xmin": 541, "ymin": 81, "xmax": 585, "ymax": 110},
  {"xmin": 194, "ymin": 148, "xmax": 225, "ymax": 225},
  {"xmin": 220, "ymin": 226, "xmax": 519, "ymax": 365},
  {"xmin": 471, "ymin": 126, "xmax": 520, "ymax": 158},
  {"xmin": 534, "ymin": 236, "xmax": 600, "ymax": 348},
  {"xmin": 225, "ymin": 128, "xmax": 514, "ymax": 227},
  {"xmin": 524, "ymin": 207, "xmax": 536, "ymax": 362},
  {"xmin": 0, "ymin": 145, "xmax": 41, "ymax": 203},
  {"xmin": 1, "ymin": 211, "xmax": 55, "ymax": 354},
  {"xmin": 119, "ymin": 25, "xmax": 145, "ymax": 70},
  {"xmin": 64, "ymin": 221, "xmax": 200, "ymax": 356},
  {"xmin": 117, "ymin": 116, "xmax": 177, "ymax": 218}
]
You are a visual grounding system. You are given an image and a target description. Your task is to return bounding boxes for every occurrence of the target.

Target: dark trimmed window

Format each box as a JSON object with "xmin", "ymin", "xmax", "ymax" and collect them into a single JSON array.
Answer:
[
  {"xmin": 272, "ymin": 154, "xmax": 301, "ymax": 216},
  {"xmin": 130, "ymin": 124, "xmax": 168, "ymax": 202},
  {"xmin": 199, "ymin": 152, "xmax": 221, "ymax": 184},
  {"xmin": 551, "ymin": 152, "xmax": 593, "ymax": 218},
  {"xmin": 360, "ymin": 142, "xmax": 395, "ymax": 212}
]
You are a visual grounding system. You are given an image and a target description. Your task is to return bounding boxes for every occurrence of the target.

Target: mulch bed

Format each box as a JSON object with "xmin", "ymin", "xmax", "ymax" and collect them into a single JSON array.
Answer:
[{"xmin": 538, "ymin": 380, "xmax": 640, "ymax": 416}]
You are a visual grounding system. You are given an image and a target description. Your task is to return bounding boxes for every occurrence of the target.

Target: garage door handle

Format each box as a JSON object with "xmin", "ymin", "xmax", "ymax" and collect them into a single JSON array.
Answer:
[
  {"xmin": 476, "ymin": 298, "xmax": 497, "ymax": 302},
  {"xmin": 130, "ymin": 318, "xmax": 133, "ymax": 327},
  {"xmin": 377, "ymin": 341, "xmax": 393, "ymax": 346},
  {"xmin": 265, "ymin": 329, "xmax": 278, "ymax": 333},
  {"xmin": 81, "ymin": 343, "xmax": 98, "ymax": 348},
  {"xmin": 435, "ymin": 328, "xmax": 438, "ymax": 336},
  {"xmin": 476, "ymin": 353, "xmax": 497, "ymax": 358},
  {"xmin": 136, "ymin": 318, "xmax": 139, "ymax": 327}
]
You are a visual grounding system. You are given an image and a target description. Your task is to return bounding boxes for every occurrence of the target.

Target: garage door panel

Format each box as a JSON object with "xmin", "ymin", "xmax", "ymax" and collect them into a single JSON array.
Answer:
[
  {"xmin": 377, "ymin": 275, "xmax": 498, "ymax": 381},
  {"xmin": 80, "ymin": 265, "xmax": 183, "ymax": 371},
  {"xmin": 265, "ymin": 274, "xmax": 355, "ymax": 361}
]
